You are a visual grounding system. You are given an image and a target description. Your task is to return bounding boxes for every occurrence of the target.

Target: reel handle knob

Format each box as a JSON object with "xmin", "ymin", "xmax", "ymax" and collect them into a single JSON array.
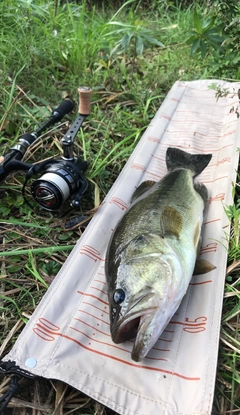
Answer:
[{"xmin": 78, "ymin": 87, "xmax": 91, "ymax": 115}]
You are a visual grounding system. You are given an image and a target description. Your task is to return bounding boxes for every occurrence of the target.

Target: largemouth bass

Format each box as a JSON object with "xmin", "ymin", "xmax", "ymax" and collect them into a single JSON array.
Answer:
[{"xmin": 105, "ymin": 147, "xmax": 215, "ymax": 362}]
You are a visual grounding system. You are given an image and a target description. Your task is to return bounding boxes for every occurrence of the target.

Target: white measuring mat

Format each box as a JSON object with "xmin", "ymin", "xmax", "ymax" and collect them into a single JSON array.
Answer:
[{"xmin": 4, "ymin": 80, "xmax": 240, "ymax": 415}]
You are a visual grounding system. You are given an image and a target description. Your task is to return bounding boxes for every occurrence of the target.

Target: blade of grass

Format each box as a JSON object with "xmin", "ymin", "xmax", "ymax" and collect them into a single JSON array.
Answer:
[
  {"xmin": 0, "ymin": 245, "xmax": 74, "ymax": 257},
  {"xmin": 0, "ymin": 218, "xmax": 50, "ymax": 229},
  {"xmin": 89, "ymin": 128, "xmax": 144, "ymax": 179}
]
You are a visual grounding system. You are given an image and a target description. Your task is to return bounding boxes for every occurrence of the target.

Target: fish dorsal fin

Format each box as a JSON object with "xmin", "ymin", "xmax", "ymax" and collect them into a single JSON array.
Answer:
[
  {"xmin": 131, "ymin": 180, "xmax": 157, "ymax": 203},
  {"xmin": 194, "ymin": 259, "xmax": 216, "ymax": 275},
  {"xmin": 160, "ymin": 206, "xmax": 183, "ymax": 238}
]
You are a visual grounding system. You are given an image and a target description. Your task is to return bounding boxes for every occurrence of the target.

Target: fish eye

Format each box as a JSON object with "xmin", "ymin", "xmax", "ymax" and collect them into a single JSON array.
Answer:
[{"xmin": 113, "ymin": 289, "xmax": 125, "ymax": 305}]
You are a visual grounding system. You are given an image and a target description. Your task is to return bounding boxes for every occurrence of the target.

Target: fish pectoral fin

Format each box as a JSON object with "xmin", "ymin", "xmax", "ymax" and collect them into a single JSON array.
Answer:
[
  {"xmin": 193, "ymin": 258, "xmax": 216, "ymax": 275},
  {"xmin": 160, "ymin": 206, "xmax": 183, "ymax": 238},
  {"xmin": 131, "ymin": 180, "xmax": 157, "ymax": 203},
  {"xmin": 194, "ymin": 220, "xmax": 201, "ymax": 251}
]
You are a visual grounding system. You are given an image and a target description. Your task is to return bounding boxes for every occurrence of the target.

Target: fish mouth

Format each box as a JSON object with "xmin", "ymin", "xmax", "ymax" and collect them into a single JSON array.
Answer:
[
  {"xmin": 111, "ymin": 291, "xmax": 160, "ymax": 359},
  {"xmin": 112, "ymin": 315, "xmax": 142, "ymax": 343},
  {"xmin": 131, "ymin": 313, "xmax": 159, "ymax": 362}
]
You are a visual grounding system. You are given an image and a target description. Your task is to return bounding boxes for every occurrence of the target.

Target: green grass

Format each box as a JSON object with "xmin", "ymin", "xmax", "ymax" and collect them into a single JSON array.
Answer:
[{"xmin": 0, "ymin": 0, "xmax": 239, "ymax": 413}]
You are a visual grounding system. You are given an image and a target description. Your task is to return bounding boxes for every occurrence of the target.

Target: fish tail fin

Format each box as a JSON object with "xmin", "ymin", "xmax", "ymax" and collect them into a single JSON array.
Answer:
[{"xmin": 166, "ymin": 147, "xmax": 212, "ymax": 177}]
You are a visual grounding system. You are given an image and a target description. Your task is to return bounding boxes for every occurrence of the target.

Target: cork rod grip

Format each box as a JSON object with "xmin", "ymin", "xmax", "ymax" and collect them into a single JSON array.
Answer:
[
  {"xmin": 0, "ymin": 156, "xmax": 4, "ymax": 164},
  {"xmin": 78, "ymin": 87, "xmax": 91, "ymax": 115}
]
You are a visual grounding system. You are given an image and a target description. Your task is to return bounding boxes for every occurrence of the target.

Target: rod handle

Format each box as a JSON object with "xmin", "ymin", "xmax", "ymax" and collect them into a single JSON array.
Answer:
[
  {"xmin": 78, "ymin": 87, "xmax": 91, "ymax": 115},
  {"xmin": 0, "ymin": 156, "xmax": 4, "ymax": 164},
  {"xmin": 52, "ymin": 98, "xmax": 74, "ymax": 121}
]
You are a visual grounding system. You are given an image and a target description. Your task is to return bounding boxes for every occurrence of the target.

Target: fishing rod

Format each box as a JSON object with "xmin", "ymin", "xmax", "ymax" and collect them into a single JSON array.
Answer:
[{"xmin": 0, "ymin": 86, "xmax": 91, "ymax": 211}]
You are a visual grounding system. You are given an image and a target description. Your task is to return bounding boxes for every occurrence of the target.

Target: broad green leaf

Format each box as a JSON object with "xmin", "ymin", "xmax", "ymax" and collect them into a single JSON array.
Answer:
[
  {"xmin": 204, "ymin": 27, "xmax": 223, "ymax": 36},
  {"xmin": 200, "ymin": 39, "xmax": 207, "ymax": 58},
  {"xmin": 185, "ymin": 35, "xmax": 199, "ymax": 45},
  {"xmin": 140, "ymin": 33, "xmax": 164, "ymax": 47},
  {"xmin": 190, "ymin": 37, "xmax": 200, "ymax": 56},
  {"xmin": 121, "ymin": 32, "xmax": 132, "ymax": 50},
  {"xmin": 232, "ymin": 55, "xmax": 240, "ymax": 64},
  {"xmin": 187, "ymin": 29, "xmax": 199, "ymax": 36},
  {"xmin": 193, "ymin": 10, "xmax": 201, "ymax": 34},
  {"xmin": 206, "ymin": 34, "xmax": 224, "ymax": 43},
  {"xmin": 110, "ymin": 42, "xmax": 122, "ymax": 56},
  {"xmin": 201, "ymin": 17, "xmax": 215, "ymax": 31},
  {"xmin": 185, "ymin": 34, "xmax": 199, "ymax": 45},
  {"xmin": 110, "ymin": 32, "xmax": 133, "ymax": 55}
]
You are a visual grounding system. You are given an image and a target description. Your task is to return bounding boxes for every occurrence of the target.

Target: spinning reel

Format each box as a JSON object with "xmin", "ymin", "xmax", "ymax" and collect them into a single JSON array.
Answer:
[{"xmin": 0, "ymin": 87, "xmax": 91, "ymax": 211}]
